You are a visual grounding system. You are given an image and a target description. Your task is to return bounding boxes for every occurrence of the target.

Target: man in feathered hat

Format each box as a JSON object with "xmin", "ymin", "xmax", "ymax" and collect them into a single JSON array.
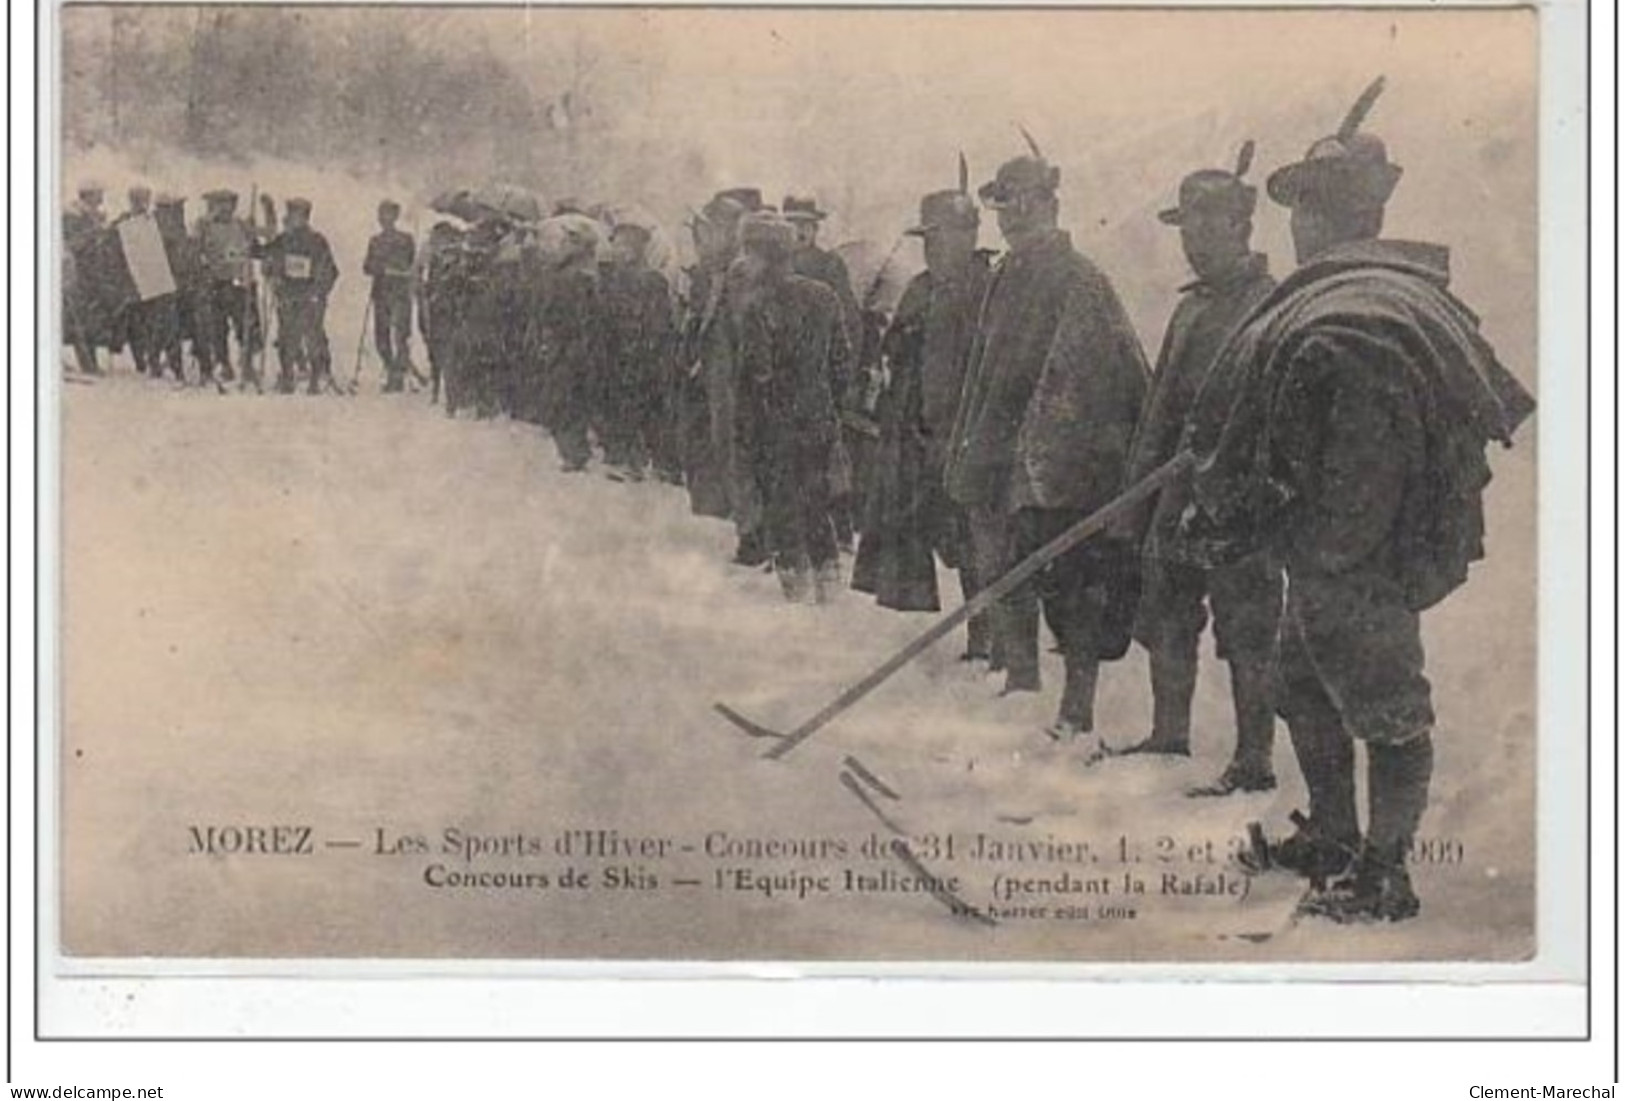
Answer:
[
  {"xmin": 853, "ymin": 157, "xmax": 994, "ymax": 661},
  {"xmin": 1114, "ymin": 141, "xmax": 1284, "ymax": 800},
  {"xmin": 1175, "ymin": 78, "xmax": 1535, "ymax": 921},
  {"xmin": 945, "ymin": 131, "xmax": 1150, "ymax": 759}
]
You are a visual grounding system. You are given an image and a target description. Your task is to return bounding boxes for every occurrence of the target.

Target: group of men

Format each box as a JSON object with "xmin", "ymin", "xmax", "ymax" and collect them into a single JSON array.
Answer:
[
  {"xmin": 60, "ymin": 78, "xmax": 1534, "ymax": 925},
  {"xmin": 411, "ymin": 198, "xmax": 686, "ymax": 481},
  {"xmin": 62, "ymin": 185, "xmax": 355, "ymax": 394},
  {"xmin": 838, "ymin": 79, "xmax": 1531, "ymax": 925}
]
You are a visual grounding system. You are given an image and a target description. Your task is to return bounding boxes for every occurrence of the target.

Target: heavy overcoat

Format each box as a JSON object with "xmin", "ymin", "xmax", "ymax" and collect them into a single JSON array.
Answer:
[{"xmin": 945, "ymin": 229, "xmax": 1149, "ymax": 518}]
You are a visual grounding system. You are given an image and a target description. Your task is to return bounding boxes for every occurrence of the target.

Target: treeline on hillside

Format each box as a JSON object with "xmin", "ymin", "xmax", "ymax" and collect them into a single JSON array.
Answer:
[{"xmin": 61, "ymin": 7, "xmax": 590, "ymax": 191}]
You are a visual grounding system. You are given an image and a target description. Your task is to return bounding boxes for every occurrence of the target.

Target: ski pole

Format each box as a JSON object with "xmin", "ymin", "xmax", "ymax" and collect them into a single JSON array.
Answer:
[
  {"xmin": 350, "ymin": 296, "xmax": 372, "ymax": 394},
  {"xmin": 716, "ymin": 451, "xmax": 1195, "ymax": 760}
]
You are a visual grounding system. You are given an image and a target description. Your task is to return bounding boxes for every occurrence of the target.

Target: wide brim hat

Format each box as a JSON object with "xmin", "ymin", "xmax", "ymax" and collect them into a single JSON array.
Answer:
[
  {"xmin": 470, "ymin": 183, "xmax": 545, "ymax": 224},
  {"xmin": 738, "ymin": 211, "xmax": 795, "ymax": 251},
  {"xmin": 1159, "ymin": 172, "xmax": 1258, "ymax": 226},
  {"xmin": 781, "ymin": 195, "xmax": 828, "ymax": 223},
  {"xmin": 285, "ymin": 197, "xmax": 313, "ymax": 214},
  {"xmin": 691, "ymin": 188, "xmax": 762, "ymax": 230},
  {"xmin": 906, "ymin": 190, "xmax": 980, "ymax": 236},
  {"xmin": 202, "ymin": 188, "xmax": 239, "ymax": 205},
  {"xmin": 536, "ymin": 212, "xmax": 604, "ymax": 265},
  {"xmin": 714, "ymin": 187, "xmax": 764, "ymax": 213},
  {"xmin": 1266, "ymin": 77, "xmax": 1403, "ymax": 212},
  {"xmin": 977, "ymin": 155, "xmax": 1060, "ymax": 209},
  {"xmin": 1266, "ymin": 133, "xmax": 1403, "ymax": 211}
]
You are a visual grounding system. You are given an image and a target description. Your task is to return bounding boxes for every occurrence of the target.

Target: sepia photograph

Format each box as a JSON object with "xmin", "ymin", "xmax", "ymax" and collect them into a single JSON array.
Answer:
[{"xmin": 47, "ymin": 2, "xmax": 1553, "ymax": 971}]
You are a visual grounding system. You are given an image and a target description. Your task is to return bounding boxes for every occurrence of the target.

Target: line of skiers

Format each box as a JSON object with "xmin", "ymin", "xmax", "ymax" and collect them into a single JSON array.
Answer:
[
  {"xmin": 651, "ymin": 78, "xmax": 1533, "ymax": 925},
  {"xmin": 60, "ymin": 77, "xmax": 1534, "ymax": 925},
  {"xmin": 63, "ymin": 185, "xmax": 350, "ymax": 394}
]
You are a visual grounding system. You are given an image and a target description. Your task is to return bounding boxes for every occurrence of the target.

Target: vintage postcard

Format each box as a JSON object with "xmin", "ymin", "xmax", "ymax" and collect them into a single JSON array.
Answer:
[{"xmin": 48, "ymin": 1, "xmax": 1562, "ymax": 971}]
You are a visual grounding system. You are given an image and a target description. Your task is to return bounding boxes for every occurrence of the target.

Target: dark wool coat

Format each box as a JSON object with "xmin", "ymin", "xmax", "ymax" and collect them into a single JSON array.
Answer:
[
  {"xmin": 1181, "ymin": 238, "xmax": 1535, "ymax": 611},
  {"xmin": 535, "ymin": 265, "xmax": 608, "ymax": 435},
  {"xmin": 1128, "ymin": 252, "xmax": 1276, "ymax": 561},
  {"xmin": 63, "ymin": 205, "xmax": 133, "ymax": 348},
  {"xmin": 600, "ymin": 263, "xmax": 677, "ymax": 428},
  {"xmin": 364, "ymin": 227, "xmax": 417, "ymax": 307},
  {"xmin": 852, "ymin": 256, "xmax": 992, "ymax": 611},
  {"xmin": 735, "ymin": 273, "xmax": 849, "ymax": 463},
  {"xmin": 790, "ymin": 244, "xmax": 863, "ymax": 356},
  {"xmin": 945, "ymin": 229, "xmax": 1150, "ymax": 517},
  {"xmin": 258, "ymin": 226, "xmax": 339, "ymax": 301}
]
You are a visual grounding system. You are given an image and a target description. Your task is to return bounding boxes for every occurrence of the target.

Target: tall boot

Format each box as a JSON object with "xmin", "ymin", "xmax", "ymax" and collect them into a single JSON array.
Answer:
[
  {"xmin": 1230, "ymin": 660, "xmax": 1277, "ymax": 772},
  {"xmin": 1057, "ymin": 654, "xmax": 1100, "ymax": 730},
  {"xmin": 1187, "ymin": 660, "xmax": 1277, "ymax": 794},
  {"xmin": 775, "ymin": 554, "xmax": 814, "ymax": 604},
  {"xmin": 1270, "ymin": 710, "xmax": 1360, "ymax": 881},
  {"xmin": 1306, "ymin": 732, "xmax": 1434, "ymax": 922},
  {"xmin": 959, "ymin": 567, "xmax": 990, "ymax": 661},
  {"xmin": 996, "ymin": 586, "xmax": 1041, "ymax": 694},
  {"xmin": 1117, "ymin": 647, "xmax": 1195, "ymax": 757},
  {"xmin": 1045, "ymin": 653, "xmax": 1105, "ymax": 763},
  {"xmin": 813, "ymin": 557, "xmax": 843, "ymax": 604},
  {"xmin": 1366, "ymin": 733, "xmax": 1434, "ymax": 857},
  {"xmin": 1301, "ymin": 732, "xmax": 1432, "ymax": 922},
  {"xmin": 1150, "ymin": 649, "xmax": 1196, "ymax": 751}
]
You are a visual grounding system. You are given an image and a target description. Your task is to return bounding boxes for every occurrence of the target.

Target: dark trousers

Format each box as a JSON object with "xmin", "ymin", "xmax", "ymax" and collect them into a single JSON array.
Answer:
[
  {"xmin": 275, "ymin": 294, "xmax": 332, "ymax": 392},
  {"xmin": 372, "ymin": 286, "xmax": 414, "ymax": 383},
  {"xmin": 596, "ymin": 375, "xmax": 649, "ymax": 471},
  {"xmin": 971, "ymin": 505, "xmax": 1137, "ymax": 684},
  {"xmin": 119, "ymin": 298, "xmax": 169, "ymax": 376},
  {"xmin": 1275, "ymin": 565, "xmax": 1436, "ymax": 845},
  {"xmin": 647, "ymin": 371, "xmax": 685, "ymax": 481},
  {"xmin": 759, "ymin": 441, "xmax": 838, "ymax": 573},
  {"xmin": 1137, "ymin": 552, "xmax": 1282, "ymax": 750},
  {"xmin": 200, "ymin": 281, "xmax": 262, "ymax": 378},
  {"xmin": 132, "ymin": 296, "xmax": 185, "ymax": 380}
]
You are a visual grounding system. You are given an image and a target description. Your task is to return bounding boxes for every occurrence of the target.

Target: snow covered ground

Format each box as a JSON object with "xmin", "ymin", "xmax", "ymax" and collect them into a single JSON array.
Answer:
[{"xmin": 58, "ymin": 357, "xmax": 1536, "ymax": 963}]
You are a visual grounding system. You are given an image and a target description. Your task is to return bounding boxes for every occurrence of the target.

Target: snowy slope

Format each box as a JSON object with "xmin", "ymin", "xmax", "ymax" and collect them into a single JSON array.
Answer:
[{"xmin": 59, "ymin": 369, "xmax": 1536, "ymax": 963}]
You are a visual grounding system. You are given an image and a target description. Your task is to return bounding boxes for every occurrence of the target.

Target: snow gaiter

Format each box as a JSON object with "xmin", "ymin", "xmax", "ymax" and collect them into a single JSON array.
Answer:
[
  {"xmin": 1149, "ymin": 648, "xmax": 1198, "ymax": 750},
  {"xmin": 1285, "ymin": 710, "xmax": 1360, "ymax": 845},
  {"xmin": 1365, "ymin": 731, "xmax": 1435, "ymax": 862},
  {"xmin": 1229, "ymin": 659, "xmax": 1276, "ymax": 771},
  {"xmin": 1058, "ymin": 655, "xmax": 1100, "ymax": 731}
]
